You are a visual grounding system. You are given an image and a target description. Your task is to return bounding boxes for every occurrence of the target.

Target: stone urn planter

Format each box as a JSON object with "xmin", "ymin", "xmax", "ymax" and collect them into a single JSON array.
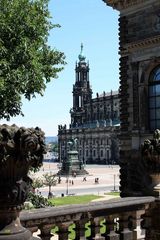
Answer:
[
  {"xmin": 0, "ymin": 124, "xmax": 45, "ymax": 239},
  {"xmin": 141, "ymin": 129, "xmax": 160, "ymax": 196}
]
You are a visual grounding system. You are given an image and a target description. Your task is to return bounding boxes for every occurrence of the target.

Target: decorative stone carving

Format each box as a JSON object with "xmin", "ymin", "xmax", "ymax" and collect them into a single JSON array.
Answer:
[
  {"xmin": 125, "ymin": 35, "xmax": 160, "ymax": 52},
  {"xmin": 103, "ymin": 0, "xmax": 146, "ymax": 10},
  {"xmin": 141, "ymin": 129, "xmax": 160, "ymax": 196},
  {"xmin": 0, "ymin": 124, "xmax": 45, "ymax": 239}
]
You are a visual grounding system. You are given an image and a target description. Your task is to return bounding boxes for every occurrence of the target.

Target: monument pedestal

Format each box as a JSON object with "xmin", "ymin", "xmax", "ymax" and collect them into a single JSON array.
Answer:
[{"xmin": 60, "ymin": 150, "xmax": 88, "ymax": 176}]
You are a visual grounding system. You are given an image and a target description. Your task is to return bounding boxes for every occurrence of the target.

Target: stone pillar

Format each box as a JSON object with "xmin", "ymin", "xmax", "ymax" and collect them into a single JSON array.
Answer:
[
  {"xmin": 57, "ymin": 222, "xmax": 72, "ymax": 240},
  {"xmin": 74, "ymin": 219, "xmax": 88, "ymax": 240},
  {"xmin": 147, "ymin": 199, "xmax": 160, "ymax": 239},
  {"xmin": 103, "ymin": 215, "xmax": 120, "ymax": 240},
  {"xmin": 118, "ymin": 212, "xmax": 133, "ymax": 240},
  {"xmin": 132, "ymin": 210, "xmax": 146, "ymax": 240},
  {"xmin": 87, "ymin": 217, "xmax": 105, "ymax": 240},
  {"xmin": 38, "ymin": 225, "xmax": 54, "ymax": 240}
]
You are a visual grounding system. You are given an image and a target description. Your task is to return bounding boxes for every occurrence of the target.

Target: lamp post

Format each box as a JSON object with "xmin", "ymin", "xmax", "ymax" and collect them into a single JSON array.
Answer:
[
  {"xmin": 113, "ymin": 174, "xmax": 116, "ymax": 192},
  {"xmin": 66, "ymin": 157, "xmax": 71, "ymax": 196}
]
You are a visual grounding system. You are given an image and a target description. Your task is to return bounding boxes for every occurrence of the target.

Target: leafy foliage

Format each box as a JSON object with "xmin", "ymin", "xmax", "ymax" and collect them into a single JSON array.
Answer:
[
  {"xmin": 31, "ymin": 177, "xmax": 44, "ymax": 189},
  {"xmin": 43, "ymin": 172, "xmax": 57, "ymax": 196},
  {"xmin": 26, "ymin": 191, "xmax": 53, "ymax": 208},
  {"xmin": 46, "ymin": 141, "xmax": 58, "ymax": 153},
  {"xmin": 51, "ymin": 142, "xmax": 58, "ymax": 153},
  {"xmin": 43, "ymin": 172, "xmax": 57, "ymax": 185},
  {"xmin": 0, "ymin": 0, "xmax": 66, "ymax": 119}
]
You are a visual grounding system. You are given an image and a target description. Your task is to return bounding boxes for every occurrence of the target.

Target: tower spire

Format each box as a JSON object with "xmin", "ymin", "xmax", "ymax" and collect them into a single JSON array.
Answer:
[
  {"xmin": 78, "ymin": 43, "xmax": 86, "ymax": 62},
  {"xmin": 80, "ymin": 43, "xmax": 83, "ymax": 54}
]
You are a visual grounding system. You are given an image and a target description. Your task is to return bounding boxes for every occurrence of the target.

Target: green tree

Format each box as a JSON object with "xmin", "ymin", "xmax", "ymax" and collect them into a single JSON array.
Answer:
[
  {"xmin": 32, "ymin": 177, "xmax": 44, "ymax": 190},
  {"xmin": 0, "ymin": 0, "xmax": 66, "ymax": 120},
  {"xmin": 43, "ymin": 172, "xmax": 57, "ymax": 198},
  {"xmin": 50, "ymin": 142, "xmax": 58, "ymax": 153}
]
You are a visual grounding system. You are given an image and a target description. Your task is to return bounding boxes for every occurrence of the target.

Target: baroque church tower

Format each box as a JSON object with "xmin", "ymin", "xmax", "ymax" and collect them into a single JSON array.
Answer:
[
  {"xmin": 58, "ymin": 44, "xmax": 119, "ymax": 166},
  {"xmin": 71, "ymin": 44, "xmax": 92, "ymax": 127}
]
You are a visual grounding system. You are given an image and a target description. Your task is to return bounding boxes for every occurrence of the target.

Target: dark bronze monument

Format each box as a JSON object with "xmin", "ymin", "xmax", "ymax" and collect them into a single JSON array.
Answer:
[
  {"xmin": 0, "ymin": 124, "xmax": 45, "ymax": 239},
  {"xmin": 59, "ymin": 138, "xmax": 88, "ymax": 176}
]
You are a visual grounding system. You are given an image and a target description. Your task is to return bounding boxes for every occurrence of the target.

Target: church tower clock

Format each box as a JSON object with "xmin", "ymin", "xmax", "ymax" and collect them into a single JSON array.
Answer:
[{"xmin": 70, "ymin": 44, "xmax": 92, "ymax": 127}]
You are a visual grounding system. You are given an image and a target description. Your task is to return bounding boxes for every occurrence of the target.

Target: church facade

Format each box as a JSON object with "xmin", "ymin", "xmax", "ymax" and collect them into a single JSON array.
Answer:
[{"xmin": 58, "ymin": 45, "xmax": 120, "ymax": 165}]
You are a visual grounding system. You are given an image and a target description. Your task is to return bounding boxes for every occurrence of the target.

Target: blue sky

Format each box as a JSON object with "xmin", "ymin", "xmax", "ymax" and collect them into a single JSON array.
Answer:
[{"xmin": 1, "ymin": 0, "xmax": 119, "ymax": 136}]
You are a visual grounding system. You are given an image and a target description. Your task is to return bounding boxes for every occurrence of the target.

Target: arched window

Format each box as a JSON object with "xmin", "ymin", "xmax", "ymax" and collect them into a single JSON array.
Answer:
[{"xmin": 149, "ymin": 66, "xmax": 160, "ymax": 130}]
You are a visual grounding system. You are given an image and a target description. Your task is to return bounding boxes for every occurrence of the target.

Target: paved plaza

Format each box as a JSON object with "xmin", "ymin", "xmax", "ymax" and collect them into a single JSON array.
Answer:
[{"xmin": 35, "ymin": 162, "xmax": 120, "ymax": 197}]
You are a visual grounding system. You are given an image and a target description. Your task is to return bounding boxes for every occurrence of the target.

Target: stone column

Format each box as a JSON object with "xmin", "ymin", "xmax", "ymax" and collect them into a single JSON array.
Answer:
[
  {"xmin": 38, "ymin": 225, "xmax": 54, "ymax": 240},
  {"xmin": 57, "ymin": 222, "xmax": 73, "ymax": 240},
  {"xmin": 74, "ymin": 219, "xmax": 88, "ymax": 240},
  {"xmin": 132, "ymin": 210, "xmax": 146, "ymax": 240},
  {"xmin": 118, "ymin": 212, "xmax": 133, "ymax": 240},
  {"xmin": 103, "ymin": 215, "xmax": 120, "ymax": 240}
]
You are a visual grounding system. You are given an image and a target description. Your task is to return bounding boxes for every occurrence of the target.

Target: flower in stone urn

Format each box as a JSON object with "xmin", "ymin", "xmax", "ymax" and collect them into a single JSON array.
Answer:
[
  {"xmin": 0, "ymin": 124, "xmax": 46, "ymax": 208},
  {"xmin": 141, "ymin": 129, "xmax": 160, "ymax": 194},
  {"xmin": 141, "ymin": 129, "xmax": 160, "ymax": 173}
]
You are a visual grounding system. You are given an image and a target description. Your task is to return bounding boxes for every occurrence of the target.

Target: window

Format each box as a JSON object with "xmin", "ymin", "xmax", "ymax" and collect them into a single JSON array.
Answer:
[
  {"xmin": 86, "ymin": 150, "xmax": 88, "ymax": 157},
  {"xmin": 107, "ymin": 150, "xmax": 110, "ymax": 160},
  {"xmin": 149, "ymin": 66, "xmax": 160, "ymax": 130},
  {"xmin": 79, "ymin": 96, "xmax": 81, "ymax": 107},
  {"xmin": 62, "ymin": 150, "xmax": 65, "ymax": 157},
  {"xmin": 100, "ymin": 150, "xmax": 103, "ymax": 157},
  {"xmin": 93, "ymin": 149, "xmax": 96, "ymax": 157}
]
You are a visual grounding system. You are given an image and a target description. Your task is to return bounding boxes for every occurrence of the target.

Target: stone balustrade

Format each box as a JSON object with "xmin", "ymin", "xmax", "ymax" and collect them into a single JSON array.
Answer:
[{"xmin": 20, "ymin": 196, "xmax": 157, "ymax": 240}]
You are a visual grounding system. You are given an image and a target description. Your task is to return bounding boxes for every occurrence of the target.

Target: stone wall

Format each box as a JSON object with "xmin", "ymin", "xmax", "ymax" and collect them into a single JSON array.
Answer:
[{"xmin": 105, "ymin": 0, "xmax": 160, "ymax": 196}]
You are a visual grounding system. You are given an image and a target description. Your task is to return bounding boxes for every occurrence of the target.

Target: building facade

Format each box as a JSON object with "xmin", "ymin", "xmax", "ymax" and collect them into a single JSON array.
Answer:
[
  {"xmin": 104, "ymin": 0, "xmax": 160, "ymax": 196},
  {"xmin": 58, "ymin": 44, "xmax": 120, "ymax": 165}
]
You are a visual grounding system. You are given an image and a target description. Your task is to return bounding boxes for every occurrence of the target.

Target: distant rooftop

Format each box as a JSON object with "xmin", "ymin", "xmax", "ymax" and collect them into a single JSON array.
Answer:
[{"xmin": 99, "ymin": 90, "xmax": 119, "ymax": 98}]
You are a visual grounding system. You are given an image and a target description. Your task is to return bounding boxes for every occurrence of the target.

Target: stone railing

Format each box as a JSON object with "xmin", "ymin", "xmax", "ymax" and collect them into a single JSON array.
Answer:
[{"xmin": 20, "ymin": 196, "xmax": 156, "ymax": 240}]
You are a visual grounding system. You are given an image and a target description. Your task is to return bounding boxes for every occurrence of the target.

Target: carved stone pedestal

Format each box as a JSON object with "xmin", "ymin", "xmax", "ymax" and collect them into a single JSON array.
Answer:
[
  {"xmin": 141, "ymin": 129, "xmax": 160, "ymax": 197},
  {"xmin": 150, "ymin": 174, "xmax": 160, "ymax": 197},
  {"xmin": 0, "ymin": 124, "xmax": 45, "ymax": 240},
  {"xmin": 0, "ymin": 209, "xmax": 39, "ymax": 240}
]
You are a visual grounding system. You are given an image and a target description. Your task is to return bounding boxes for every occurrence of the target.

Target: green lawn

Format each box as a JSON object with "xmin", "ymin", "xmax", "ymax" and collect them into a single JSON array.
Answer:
[
  {"xmin": 49, "ymin": 194, "xmax": 102, "ymax": 206},
  {"xmin": 105, "ymin": 191, "xmax": 120, "ymax": 196}
]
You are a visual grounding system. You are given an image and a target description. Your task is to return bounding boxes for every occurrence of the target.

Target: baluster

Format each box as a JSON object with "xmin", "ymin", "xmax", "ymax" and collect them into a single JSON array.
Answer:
[
  {"xmin": 74, "ymin": 219, "xmax": 89, "ymax": 240},
  {"xmin": 118, "ymin": 212, "xmax": 133, "ymax": 240},
  {"xmin": 57, "ymin": 221, "xmax": 73, "ymax": 240},
  {"xmin": 28, "ymin": 226, "xmax": 39, "ymax": 236},
  {"xmin": 132, "ymin": 209, "xmax": 146, "ymax": 240},
  {"xmin": 142, "ymin": 207, "xmax": 153, "ymax": 240},
  {"xmin": 38, "ymin": 224, "xmax": 54, "ymax": 240},
  {"xmin": 87, "ymin": 217, "xmax": 105, "ymax": 240},
  {"xmin": 103, "ymin": 215, "xmax": 120, "ymax": 240}
]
